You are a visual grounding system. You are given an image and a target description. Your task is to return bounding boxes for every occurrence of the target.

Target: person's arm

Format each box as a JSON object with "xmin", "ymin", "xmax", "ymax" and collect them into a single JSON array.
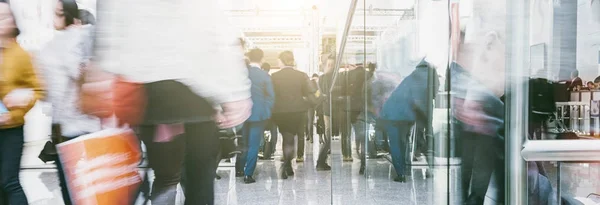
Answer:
[
  {"xmin": 264, "ymin": 74, "xmax": 275, "ymax": 110},
  {"xmin": 4, "ymin": 53, "xmax": 45, "ymax": 125},
  {"xmin": 302, "ymin": 73, "xmax": 317, "ymax": 97}
]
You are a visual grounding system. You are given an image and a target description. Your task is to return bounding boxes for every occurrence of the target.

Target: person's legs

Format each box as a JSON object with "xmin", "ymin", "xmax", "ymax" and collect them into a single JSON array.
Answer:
[
  {"xmin": 244, "ymin": 121, "xmax": 267, "ymax": 177},
  {"xmin": 384, "ymin": 121, "xmax": 411, "ymax": 179},
  {"xmin": 469, "ymin": 136, "xmax": 500, "ymax": 201},
  {"xmin": 307, "ymin": 109, "xmax": 315, "ymax": 142},
  {"xmin": 270, "ymin": 123, "xmax": 278, "ymax": 155},
  {"xmin": 236, "ymin": 123, "xmax": 250, "ymax": 175},
  {"xmin": 340, "ymin": 111, "xmax": 352, "ymax": 159},
  {"xmin": 352, "ymin": 119, "xmax": 367, "ymax": 169},
  {"xmin": 183, "ymin": 122, "xmax": 219, "ymax": 205},
  {"xmin": 139, "ymin": 125, "xmax": 186, "ymax": 205},
  {"xmin": 317, "ymin": 115, "xmax": 332, "ymax": 167},
  {"xmin": 296, "ymin": 114, "xmax": 306, "ymax": 160},
  {"xmin": 0, "ymin": 127, "xmax": 28, "ymax": 205}
]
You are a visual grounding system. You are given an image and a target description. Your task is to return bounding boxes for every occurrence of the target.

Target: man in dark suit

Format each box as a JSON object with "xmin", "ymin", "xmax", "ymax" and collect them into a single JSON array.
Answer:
[{"xmin": 271, "ymin": 51, "xmax": 317, "ymax": 179}]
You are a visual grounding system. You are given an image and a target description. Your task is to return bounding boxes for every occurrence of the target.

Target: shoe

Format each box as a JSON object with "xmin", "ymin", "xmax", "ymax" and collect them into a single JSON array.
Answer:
[
  {"xmin": 296, "ymin": 157, "xmax": 304, "ymax": 162},
  {"xmin": 244, "ymin": 176, "xmax": 256, "ymax": 184},
  {"xmin": 280, "ymin": 168, "xmax": 288, "ymax": 179},
  {"xmin": 425, "ymin": 170, "xmax": 433, "ymax": 178},
  {"xmin": 393, "ymin": 175, "xmax": 406, "ymax": 183},
  {"xmin": 215, "ymin": 174, "xmax": 222, "ymax": 180},
  {"xmin": 343, "ymin": 157, "xmax": 354, "ymax": 162},
  {"xmin": 236, "ymin": 171, "xmax": 244, "ymax": 177},
  {"xmin": 286, "ymin": 166, "xmax": 295, "ymax": 176},
  {"xmin": 316, "ymin": 164, "xmax": 331, "ymax": 171},
  {"xmin": 359, "ymin": 165, "xmax": 365, "ymax": 175}
]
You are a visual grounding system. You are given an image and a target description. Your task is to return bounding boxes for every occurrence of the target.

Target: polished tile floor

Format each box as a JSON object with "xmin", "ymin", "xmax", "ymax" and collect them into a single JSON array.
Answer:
[{"xmin": 19, "ymin": 135, "xmax": 596, "ymax": 205}]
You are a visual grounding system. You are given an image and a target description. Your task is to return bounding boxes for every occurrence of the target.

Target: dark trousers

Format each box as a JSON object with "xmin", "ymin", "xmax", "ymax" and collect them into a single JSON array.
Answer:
[
  {"xmin": 381, "ymin": 120, "xmax": 412, "ymax": 177},
  {"xmin": 140, "ymin": 80, "xmax": 219, "ymax": 205},
  {"xmin": 317, "ymin": 116, "xmax": 332, "ymax": 165},
  {"xmin": 0, "ymin": 127, "xmax": 28, "ymax": 205},
  {"xmin": 340, "ymin": 111, "xmax": 360, "ymax": 158},
  {"xmin": 352, "ymin": 119, "xmax": 368, "ymax": 167},
  {"xmin": 236, "ymin": 121, "xmax": 267, "ymax": 176},
  {"xmin": 297, "ymin": 114, "xmax": 306, "ymax": 159},
  {"xmin": 262, "ymin": 121, "xmax": 278, "ymax": 159},
  {"xmin": 141, "ymin": 122, "xmax": 219, "ymax": 205},
  {"xmin": 460, "ymin": 132, "xmax": 504, "ymax": 202},
  {"xmin": 306, "ymin": 109, "xmax": 315, "ymax": 142},
  {"xmin": 273, "ymin": 112, "xmax": 305, "ymax": 167}
]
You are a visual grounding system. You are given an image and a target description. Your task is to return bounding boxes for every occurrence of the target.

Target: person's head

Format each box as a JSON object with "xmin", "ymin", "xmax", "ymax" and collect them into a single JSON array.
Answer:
[
  {"xmin": 279, "ymin": 51, "xmax": 295, "ymax": 67},
  {"xmin": 54, "ymin": 0, "xmax": 79, "ymax": 30},
  {"xmin": 78, "ymin": 9, "xmax": 95, "ymax": 25},
  {"xmin": 0, "ymin": 0, "xmax": 19, "ymax": 38},
  {"xmin": 247, "ymin": 48, "xmax": 264, "ymax": 63},
  {"xmin": 588, "ymin": 81, "xmax": 595, "ymax": 87},
  {"xmin": 312, "ymin": 73, "xmax": 319, "ymax": 79},
  {"xmin": 261, "ymin": 62, "xmax": 271, "ymax": 73},
  {"xmin": 571, "ymin": 70, "xmax": 579, "ymax": 79},
  {"xmin": 451, "ymin": 0, "xmax": 507, "ymax": 96}
]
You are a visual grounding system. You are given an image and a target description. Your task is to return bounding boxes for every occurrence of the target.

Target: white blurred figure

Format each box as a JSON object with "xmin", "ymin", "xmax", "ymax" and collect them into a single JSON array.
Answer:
[
  {"xmin": 94, "ymin": 0, "xmax": 252, "ymax": 204},
  {"xmin": 35, "ymin": 0, "xmax": 100, "ymax": 204}
]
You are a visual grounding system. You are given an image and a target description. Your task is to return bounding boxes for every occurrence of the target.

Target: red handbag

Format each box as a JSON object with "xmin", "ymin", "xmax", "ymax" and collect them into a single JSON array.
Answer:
[{"xmin": 112, "ymin": 77, "xmax": 146, "ymax": 126}]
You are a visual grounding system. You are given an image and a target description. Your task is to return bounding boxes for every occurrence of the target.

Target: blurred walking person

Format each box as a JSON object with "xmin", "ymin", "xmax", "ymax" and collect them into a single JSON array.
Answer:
[
  {"xmin": 0, "ymin": 1, "xmax": 44, "ymax": 204},
  {"xmin": 94, "ymin": 0, "xmax": 252, "ymax": 204},
  {"xmin": 36, "ymin": 1, "xmax": 102, "ymax": 204},
  {"xmin": 271, "ymin": 51, "xmax": 316, "ymax": 179},
  {"xmin": 236, "ymin": 48, "xmax": 274, "ymax": 184},
  {"xmin": 379, "ymin": 59, "xmax": 439, "ymax": 183}
]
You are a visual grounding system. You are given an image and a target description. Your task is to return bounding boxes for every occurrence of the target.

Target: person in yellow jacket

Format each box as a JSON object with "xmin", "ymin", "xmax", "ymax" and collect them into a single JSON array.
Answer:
[{"xmin": 0, "ymin": 1, "xmax": 44, "ymax": 205}]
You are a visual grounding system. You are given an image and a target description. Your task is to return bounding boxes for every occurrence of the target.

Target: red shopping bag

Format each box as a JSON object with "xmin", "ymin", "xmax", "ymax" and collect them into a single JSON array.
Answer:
[{"xmin": 57, "ymin": 128, "xmax": 142, "ymax": 205}]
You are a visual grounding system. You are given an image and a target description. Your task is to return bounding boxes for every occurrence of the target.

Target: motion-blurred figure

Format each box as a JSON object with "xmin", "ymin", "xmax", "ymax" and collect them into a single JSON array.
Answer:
[
  {"xmin": 0, "ymin": 1, "xmax": 44, "ymax": 204},
  {"xmin": 449, "ymin": 1, "xmax": 506, "ymax": 204},
  {"xmin": 36, "ymin": 1, "xmax": 101, "ymax": 204},
  {"xmin": 94, "ymin": 1, "xmax": 252, "ymax": 204},
  {"xmin": 271, "ymin": 51, "xmax": 316, "ymax": 179},
  {"xmin": 379, "ymin": 59, "xmax": 439, "ymax": 182}
]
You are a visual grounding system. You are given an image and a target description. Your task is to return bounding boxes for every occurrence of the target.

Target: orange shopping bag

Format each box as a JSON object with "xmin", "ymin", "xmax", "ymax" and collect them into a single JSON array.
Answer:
[{"xmin": 57, "ymin": 128, "xmax": 142, "ymax": 205}]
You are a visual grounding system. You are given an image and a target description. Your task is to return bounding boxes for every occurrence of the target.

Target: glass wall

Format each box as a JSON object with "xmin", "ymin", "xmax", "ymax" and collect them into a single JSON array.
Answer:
[{"xmin": 330, "ymin": 0, "xmax": 600, "ymax": 204}]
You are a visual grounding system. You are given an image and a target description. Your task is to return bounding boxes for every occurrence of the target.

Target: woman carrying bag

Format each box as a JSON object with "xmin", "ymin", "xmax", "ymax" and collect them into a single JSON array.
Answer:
[
  {"xmin": 0, "ymin": 1, "xmax": 45, "ymax": 204},
  {"xmin": 36, "ymin": 1, "xmax": 105, "ymax": 204}
]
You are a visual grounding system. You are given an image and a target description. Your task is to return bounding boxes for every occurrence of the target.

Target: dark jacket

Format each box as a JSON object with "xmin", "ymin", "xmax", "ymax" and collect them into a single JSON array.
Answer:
[
  {"xmin": 318, "ymin": 71, "xmax": 343, "ymax": 116},
  {"xmin": 247, "ymin": 66, "xmax": 275, "ymax": 122},
  {"xmin": 340, "ymin": 66, "xmax": 369, "ymax": 112},
  {"xmin": 380, "ymin": 60, "xmax": 439, "ymax": 123},
  {"xmin": 272, "ymin": 67, "xmax": 315, "ymax": 113}
]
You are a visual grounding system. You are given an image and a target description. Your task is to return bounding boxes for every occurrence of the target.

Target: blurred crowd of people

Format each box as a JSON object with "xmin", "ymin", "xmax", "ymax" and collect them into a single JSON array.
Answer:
[{"xmin": 0, "ymin": 0, "xmax": 588, "ymax": 205}]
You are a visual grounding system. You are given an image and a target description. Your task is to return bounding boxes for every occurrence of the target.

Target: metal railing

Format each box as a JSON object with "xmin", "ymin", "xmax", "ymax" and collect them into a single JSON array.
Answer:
[{"xmin": 328, "ymin": 0, "xmax": 359, "ymax": 94}]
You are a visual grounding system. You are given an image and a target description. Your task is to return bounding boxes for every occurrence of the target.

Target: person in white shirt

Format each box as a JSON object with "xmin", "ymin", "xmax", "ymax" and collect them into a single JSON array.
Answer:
[{"xmin": 93, "ymin": 1, "xmax": 252, "ymax": 204}]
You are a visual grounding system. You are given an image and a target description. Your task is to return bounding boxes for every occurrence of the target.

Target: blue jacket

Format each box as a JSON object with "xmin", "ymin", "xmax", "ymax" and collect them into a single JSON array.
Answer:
[
  {"xmin": 247, "ymin": 66, "xmax": 275, "ymax": 122},
  {"xmin": 380, "ymin": 60, "xmax": 439, "ymax": 123}
]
